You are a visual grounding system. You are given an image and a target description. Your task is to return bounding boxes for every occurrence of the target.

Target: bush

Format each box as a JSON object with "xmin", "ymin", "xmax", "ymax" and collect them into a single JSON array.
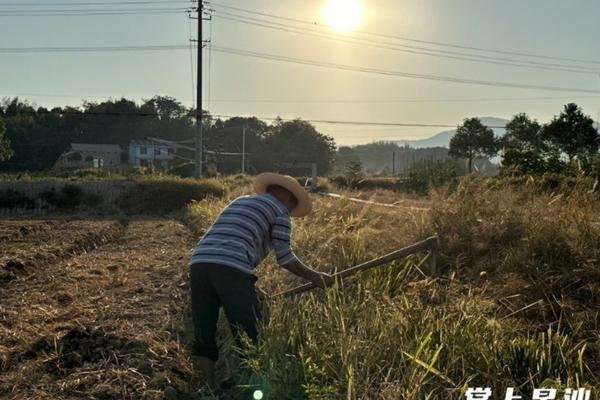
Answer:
[
  {"xmin": 118, "ymin": 178, "xmax": 225, "ymax": 214},
  {"xmin": 329, "ymin": 160, "xmax": 458, "ymax": 194},
  {"xmin": 54, "ymin": 168, "xmax": 119, "ymax": 180},
  {"xmin": 38, "ymin": 184, "xmax": 101, "ymax": 211},
  {"xmin": 0, "ymin": 189, "xmax": 35, "ymax": 209},
  {"xmin": 167, "ymin": 163, "xmax": 195, "ymax": 178},
  {"xmin": 490, "ymin": 173, "xmax": 598, "ymax": 194}
]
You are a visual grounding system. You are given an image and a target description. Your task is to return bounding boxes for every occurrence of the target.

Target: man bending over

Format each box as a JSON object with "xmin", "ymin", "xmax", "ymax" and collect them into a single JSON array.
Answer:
[{"xmin": 189, "ymin": 172, "xmax": 333, "ymax": 388}]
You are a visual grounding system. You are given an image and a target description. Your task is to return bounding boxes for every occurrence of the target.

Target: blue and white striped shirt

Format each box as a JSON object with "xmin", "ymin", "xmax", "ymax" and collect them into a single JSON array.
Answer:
[{"xmin": 190, "ymin": 193, "xmax": 299, "ymax": 274}]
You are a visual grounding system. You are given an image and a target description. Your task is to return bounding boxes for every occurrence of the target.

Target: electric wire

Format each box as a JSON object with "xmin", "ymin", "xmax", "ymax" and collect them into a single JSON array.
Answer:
[
  {"xmin": 209, "ymin": 2, "xmax": 600, "ymax": 66},
  {"xmin": 0, "ymin": 7, "xmax": 190, "ymax": 12},
  {"xmin": 210, "ymin": 45, "xmax": 600, "ymax": 94},
  {"xmin": 0, "ymin": 1, "xmax": 192, "ymax": 5},
  {"xmin": 3, "ymin": 92, "xmax": 598, "ymax": 104},
  {"xmin": 210, "ymin": 11, "xmax": 600, "ymax": 75},
  {"xmin": 0, "ymin": 10, "xmax": 189, "ymax": 16},
  {"xmin": 3, "ymin": 43, "xmax": 599, "ymax": 94},
  {"xmin": 0, "ymin": 44, "xmax": 191, "ymax": 52},
  {"xmin": 0, "ymin": 109, "xmax": 503, "ymax": 129}
]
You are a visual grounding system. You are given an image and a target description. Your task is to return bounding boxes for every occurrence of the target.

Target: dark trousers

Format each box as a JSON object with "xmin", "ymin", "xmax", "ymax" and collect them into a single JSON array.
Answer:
[{"xmin": 190, "ymin": 263, "xmax": 262, "ymax": 361}]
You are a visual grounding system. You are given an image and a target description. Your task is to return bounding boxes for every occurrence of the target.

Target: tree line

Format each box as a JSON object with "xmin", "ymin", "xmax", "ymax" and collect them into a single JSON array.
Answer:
[
  {"xmin": 449, "ymin": 103, "xmax": 599, "ymax": 176},
  {"xmin": 1, "ymin": 97, "xmax": 598, "ymax": 179},
  {"xmin": 0, "ymin": 97, "xmax": 336, "ymax": 174}
]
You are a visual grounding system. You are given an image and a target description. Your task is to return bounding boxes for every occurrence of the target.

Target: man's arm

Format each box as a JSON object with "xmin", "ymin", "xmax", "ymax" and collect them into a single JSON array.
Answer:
[
  {"xmin": 271, "ymin": 215, "xmax": 333, "ymax": 289},
  {"xmin": 281, "ymin": 259, "xmax": 334, "ymax": 289}
]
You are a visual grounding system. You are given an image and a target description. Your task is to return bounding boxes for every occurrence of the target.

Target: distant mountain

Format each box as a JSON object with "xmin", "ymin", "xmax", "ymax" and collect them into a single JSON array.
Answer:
[{"xmin": 396, "ymin": 117, "xmax": 509, "ymax": 148}]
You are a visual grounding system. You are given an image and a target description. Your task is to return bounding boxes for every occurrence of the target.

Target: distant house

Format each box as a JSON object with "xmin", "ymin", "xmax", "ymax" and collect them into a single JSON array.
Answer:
[
  {"xmin": 58, "ymin": 143, "xmax": 122, "ymax": 170},
  {"xmin": 128, "ymin": 140, "xmax": 176, "ymax": 170}
]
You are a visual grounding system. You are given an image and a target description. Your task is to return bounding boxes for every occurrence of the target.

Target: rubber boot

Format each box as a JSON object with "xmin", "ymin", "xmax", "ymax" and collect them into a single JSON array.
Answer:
[{"xmin": 194, "ymin": 356, "xmax": 217, "ymax": 390}]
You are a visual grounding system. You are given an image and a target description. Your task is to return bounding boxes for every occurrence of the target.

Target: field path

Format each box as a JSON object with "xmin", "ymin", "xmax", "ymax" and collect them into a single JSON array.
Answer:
[{"xmin": 0, "ymin": 219, "xmax": 199, "ymax": 399}]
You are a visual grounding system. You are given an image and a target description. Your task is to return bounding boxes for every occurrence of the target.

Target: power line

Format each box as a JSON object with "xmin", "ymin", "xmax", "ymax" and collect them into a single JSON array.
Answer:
[
  {"xmin": 209, "ymin": 2, "xmax": 600, "ymax": 66},
  {"xmin": 4, "ymin": 42, "xmax": 599, "ymax": 94},
  {"xmin": 211, "ymin": 11, "xmax": 600, "ymax": 75},
  {"xmin": 206, "ymin": 95, "xmax": 600, "ymax": 104},
  {"xmin": 0, "ymin": 92, "xmax": 196, "ymax": 102},
  {"xmin": 210, "ymin": 114, "xmax": 505, "ymax": 129},
  {"xmin": 0, "ymin": 6, "xmax": 191, "ymax": 16},
  {"xmin": 0, "ymin": 44, "xmax": 191, "ymax": 53},
  {"xmin": 2, "ymin": 110, "xmax": 163, "ymax": 116},
  {"xmin": 0, "ymin": 1, "xmax": 191, "ymax": 5},
  {"xmin": 3, "ymin": 92, "xmax": 599, "ymax": 104},
  {"xmin": 0, "ymin": 109, "xmax": 501, "ymax": 129},
  {"xmin": 210, "ymin": 45, "xmax": 600, "ymax": 94},
  {"xmin": 0, "ymin": 10, "xmax": 188, "ymax": 16},
  {"xmin": 0, "ymin": 7, "xmax": 189, "ymax": 12}
]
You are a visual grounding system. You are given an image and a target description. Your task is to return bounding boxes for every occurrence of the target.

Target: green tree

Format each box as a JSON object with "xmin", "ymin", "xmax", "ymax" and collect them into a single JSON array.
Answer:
[
  {"xmin": 255, "ymin": 119, "xmax": 336, "ymax": 174},
  {"xmin": 206, "ymin": 117, "xmax": 268, "ymax": 173},
  {"xmin": 0, "ymin": 117, "xmax": 13, "ymax": 161},
  {"xmin": 334, "ymin": 146, "xmax": 361, "ymax": 174},
  {"xmin": 449, "ymin": 117, "xmax": 498, "ymax": 173},
  {"xmin": 542, "ymin": 103, "xmax": 599, "ymax": 161},
  {"xmin": 0, "ymin": 98, "xmax": 72, "ymax": 171},
  {"xmin": 344, "ymin": 159, "xmax": 364, "ymax": 184},
  {"xmin": 501, "ymin": 113, "xmax": 547, "ymax": 174}
]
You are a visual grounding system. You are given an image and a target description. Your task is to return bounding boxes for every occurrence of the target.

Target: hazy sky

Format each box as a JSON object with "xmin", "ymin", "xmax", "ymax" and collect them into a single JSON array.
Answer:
[{"xmin": 1, "ymin": 0, "xmax": 600, "ymax": 145}]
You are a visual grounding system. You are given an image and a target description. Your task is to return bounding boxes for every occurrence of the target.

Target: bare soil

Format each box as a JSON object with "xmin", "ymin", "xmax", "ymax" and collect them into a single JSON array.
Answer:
[
  {"xmin": 1, "ymin": 220, "xmax": 125, "ymax": 284},
  {"xmin": 0, "ymin": 219, "xmax": 200, "ymax": 399}
]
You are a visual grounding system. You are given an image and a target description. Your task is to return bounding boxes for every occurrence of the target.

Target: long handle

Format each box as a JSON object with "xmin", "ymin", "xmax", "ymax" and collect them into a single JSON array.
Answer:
[{"xmin": 273, "ymin": 236, "xmax": 438, "ymax": 299}]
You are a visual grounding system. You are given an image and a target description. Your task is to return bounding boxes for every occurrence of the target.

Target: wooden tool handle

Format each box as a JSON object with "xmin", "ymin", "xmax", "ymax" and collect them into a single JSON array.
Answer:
[{"xmin": 273, "ymin": 236, "xmax": 438, "ymax": 299}]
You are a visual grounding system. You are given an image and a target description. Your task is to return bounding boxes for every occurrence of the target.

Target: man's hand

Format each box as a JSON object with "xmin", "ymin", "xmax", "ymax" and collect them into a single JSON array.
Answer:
[
  {"xmin": 256, "ymin": 286, "xmax": 270, "ymax": 301},
  {"xmin": 281, "ymin": 260, "xmax": 334, "ymax": 290}
]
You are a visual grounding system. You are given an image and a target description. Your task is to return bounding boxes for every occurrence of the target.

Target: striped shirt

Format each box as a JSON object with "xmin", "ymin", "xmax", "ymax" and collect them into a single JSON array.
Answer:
[{"xmin": 190, "ymin": 193, "xmax": 299, "ymax": 274}]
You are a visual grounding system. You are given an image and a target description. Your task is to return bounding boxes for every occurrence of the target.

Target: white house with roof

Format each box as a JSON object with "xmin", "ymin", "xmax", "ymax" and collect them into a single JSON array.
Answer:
[
  {"xmin": 128, "ymin": 140, "xmax": 176, "ymax": 170},
  {"xmin": 58, "ymin": 143, "xmax": 122, "ymax": 170}
]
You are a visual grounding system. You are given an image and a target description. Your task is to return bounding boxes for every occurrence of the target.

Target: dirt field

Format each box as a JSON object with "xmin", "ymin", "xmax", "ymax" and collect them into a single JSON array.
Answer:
[
  {"xmin": 0, "ymin": 219, "xmax": 200, "ymax": 399},
  {"xmin": 1, "ymin": 219, "xmax": 125, "ymax": 284}
]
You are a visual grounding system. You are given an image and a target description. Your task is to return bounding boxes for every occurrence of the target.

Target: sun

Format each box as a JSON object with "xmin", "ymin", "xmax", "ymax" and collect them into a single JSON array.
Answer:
[{"xmin": 324, "ymin": 0, "xmax": 364, "ymax": 33}]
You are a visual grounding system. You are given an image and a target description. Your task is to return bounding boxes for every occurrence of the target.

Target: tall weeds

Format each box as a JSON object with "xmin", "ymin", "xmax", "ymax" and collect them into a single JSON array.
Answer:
[{"xmin": 185, "ymin": 179, "xmax": 600, "ymax": 399}]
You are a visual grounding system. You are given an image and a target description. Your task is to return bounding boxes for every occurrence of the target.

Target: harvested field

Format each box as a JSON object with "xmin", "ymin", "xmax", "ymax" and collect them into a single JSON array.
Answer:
[
  {"xmin": 0, "ymin": 221, "xmax": 59, "ymax": 243},
  {"xmin": 0, "ymin": 220, "xmax": 124, "ymax": 283},
  {"xmin": 0, "ymin": 219, "xmax": 199, "ymax": 399}
]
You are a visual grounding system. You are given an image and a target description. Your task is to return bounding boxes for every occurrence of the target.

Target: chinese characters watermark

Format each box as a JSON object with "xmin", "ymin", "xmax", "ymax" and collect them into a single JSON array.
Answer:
[{"xmin": 465, "ymin": 387, "xmax": 591, "ymax": 400}]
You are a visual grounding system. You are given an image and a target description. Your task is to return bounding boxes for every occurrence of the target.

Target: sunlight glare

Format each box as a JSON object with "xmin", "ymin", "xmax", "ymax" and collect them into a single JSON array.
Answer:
[{"xmin": 324, "ymin": 0, "xmax": 364, "ymax": 32}]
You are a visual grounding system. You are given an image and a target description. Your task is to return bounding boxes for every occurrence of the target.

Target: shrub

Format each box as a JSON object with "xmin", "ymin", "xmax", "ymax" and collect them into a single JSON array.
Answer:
[
  {"xmin": 167, "ymin": 163, "xmax": 195, "ymax": 178},
  {"xmin": 118, "ymin": 178, "xmax": 225, "ymax": 214},
  {"xmin": 0, "ymin": 189, "xmax": 35, "ymax": 209},
  {"xmin": 329, "ymin": 160, "xmax": 458, "ymax": 194},
  {"xmin": 491, "ymin": 173, "xmax": 598, "ymax": 194},
  {"xmin": 38, "ymin": 184, "xmax": 101, "ymax": 211},
  {"xmin": 59, "ymin": 184, "xmax": 84, "ymax": 209}
]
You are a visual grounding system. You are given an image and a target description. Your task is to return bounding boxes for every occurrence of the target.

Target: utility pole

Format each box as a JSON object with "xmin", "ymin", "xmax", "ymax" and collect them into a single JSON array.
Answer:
[
  {"xmin": 392, "ymin": 151, "xmax": 395, "ymax": 176},
  {"xmin": 195, "ymin": 2, "xmax": 203, "ymax": 178},
  {"xmin": 241, "ymin": 124, "xmax": 246, "ymax": 174}
]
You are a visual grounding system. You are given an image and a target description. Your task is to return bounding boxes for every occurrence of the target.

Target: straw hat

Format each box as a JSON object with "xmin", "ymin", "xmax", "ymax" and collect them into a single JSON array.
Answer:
[{"xmin": 254, "ymin": 173, "xmax": 312, "ymax": 218}]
